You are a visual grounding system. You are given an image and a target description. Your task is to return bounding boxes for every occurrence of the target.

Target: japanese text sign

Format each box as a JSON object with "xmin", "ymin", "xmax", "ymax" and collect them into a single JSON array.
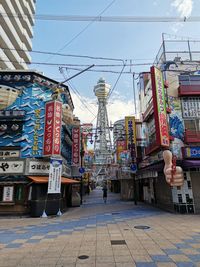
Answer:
[
  {"xmin": 72, "ymin": 127, "xmax": 80, "ymax": 165},
  {"xmin": 125, "ymin": 116, "xmax": 137, "ymax": 160},
  {"xmin": 151, "ymin": 66, "xmax": 170, "ymax": 147},
  {"xmin": 43, "ymin": 101, "xmax": 62, "ymax": 156},
  {"xmin": 48, "ymin": 158, "xmax": 62, "ymax": 194}
]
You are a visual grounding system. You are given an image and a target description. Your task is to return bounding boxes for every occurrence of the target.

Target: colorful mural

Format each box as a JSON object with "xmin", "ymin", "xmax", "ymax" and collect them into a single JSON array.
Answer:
[{"xmin": 0, "ymin": 72, "xmax": 72, "ymax": 159}]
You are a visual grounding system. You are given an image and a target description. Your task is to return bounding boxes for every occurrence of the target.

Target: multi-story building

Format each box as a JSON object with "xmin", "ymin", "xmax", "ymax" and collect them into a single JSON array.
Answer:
[
  {"xmin": 137, "ymin": 37, "xmax": 200, "ymax": 213},
  {"xmin": 0, "ymin": 0, "xmax": 36, "ymax": 69},
  {"xmin": 112, "ymin": 118, "xmax": 144, "ymax": 200},
  {"xmin": 0, "ymin": 70, "xmax": 79, "ymax": 216}
]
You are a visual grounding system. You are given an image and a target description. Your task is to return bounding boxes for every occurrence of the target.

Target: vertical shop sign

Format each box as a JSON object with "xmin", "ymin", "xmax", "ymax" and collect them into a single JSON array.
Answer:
[
  {"xmin": 125, "ymin": 116, "xmax": 137, "ymax": 160},
  {"xmin": 32, "ymin": 109, "xmax": 41, "ymax": 156},
  {"xmin": 43, "ymin": 101, "xmax": 62, "ymax": 156},
  {"xmin": 72, "ymin": 127, "xmax": 80, "ymax": 165},
  {"xmin": 116, "ymin": 140, "xmax": 127, "ymax": 161},
  {"xmin": 151, "ymin": 66, "xmax": 170, "ymax": 147},
  {"xmin": 48, "ymin": 158, "xmax": 62, "ymax": 194},
  {"xmin": 3, "ymin": 186, "xmax": 14, "ymax": 202}
]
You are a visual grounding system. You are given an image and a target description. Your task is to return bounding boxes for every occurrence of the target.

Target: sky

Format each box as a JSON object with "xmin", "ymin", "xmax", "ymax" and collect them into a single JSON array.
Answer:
[{"xmin": 31, "ymin": 0, "xmax": 200, "ymax": 126}]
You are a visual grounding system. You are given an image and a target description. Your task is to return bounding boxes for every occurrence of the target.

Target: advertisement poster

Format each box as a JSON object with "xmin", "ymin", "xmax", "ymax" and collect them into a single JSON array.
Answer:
[
  {"xmin": 168, "ymin": 96, "xmax": 184, "ymax": 159},
  {"xmin": 48, "ymin": 158, "xmax": 62, "ymax": 194}
]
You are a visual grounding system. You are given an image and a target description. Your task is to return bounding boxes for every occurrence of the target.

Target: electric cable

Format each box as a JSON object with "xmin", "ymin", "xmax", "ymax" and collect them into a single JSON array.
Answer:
[
  {"xmin": 3, "ymin": 13, "xmax": 200, "ymax": 23},
  {"xmin": 108, "ymin": 61, "xmax": 127, "ymax": 99},
  {"xmin": 44, "ymin": 0, "xmax": 117, "ymax": 62}
]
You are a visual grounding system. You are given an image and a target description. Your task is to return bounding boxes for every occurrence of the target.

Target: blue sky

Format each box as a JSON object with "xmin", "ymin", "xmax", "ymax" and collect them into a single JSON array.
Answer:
[{"xmin": 31, "ymin": 0, "xmax": 200, "ymax": 124}]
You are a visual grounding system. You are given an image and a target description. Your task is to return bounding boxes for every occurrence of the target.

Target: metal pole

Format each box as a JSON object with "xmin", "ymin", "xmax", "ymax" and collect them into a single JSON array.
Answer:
[{"xmin": 80, "ymin": 154, "xmax": 83, "ymax": 205}]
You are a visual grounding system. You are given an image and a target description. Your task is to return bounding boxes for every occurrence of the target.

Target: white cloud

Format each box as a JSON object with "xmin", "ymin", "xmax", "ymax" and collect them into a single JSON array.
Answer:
[
  {"xmin": 171, "ymin": 0, "xmax": 193, "ymax": 32},
  {"xmin": 171, "ymin": 0, "xmax": 193, "ymax": 17},
  {"xmin": 71, "ymin": 92, "xmax": 136, "ymax": 126}
]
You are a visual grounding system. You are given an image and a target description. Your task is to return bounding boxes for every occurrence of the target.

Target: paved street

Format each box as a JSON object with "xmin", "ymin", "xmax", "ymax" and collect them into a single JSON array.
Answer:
[{"xmin": 0, "ymin": 188, "xmax": 200, "ymax": 267}]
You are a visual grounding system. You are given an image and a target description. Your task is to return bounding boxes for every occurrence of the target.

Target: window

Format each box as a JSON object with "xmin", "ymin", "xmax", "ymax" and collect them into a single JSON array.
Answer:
[{"xmin": 182, "ymin": 97, "xmax": 200, "ymax": 118}]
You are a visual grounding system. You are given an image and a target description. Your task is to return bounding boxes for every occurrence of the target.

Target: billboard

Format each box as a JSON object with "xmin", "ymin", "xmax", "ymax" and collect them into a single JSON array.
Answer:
[
  {"xmin": 116, "ymin": 140, "xmax": 127, "ymax": 161},
  {"xmin": 151, "ymin": 66, "xmax": 170, "ymax": 147},
  {"xmin": 72, "ymin": 127, "xmax": 80, "ymax": 165},
  {"xmin": 43, "ymin": 101, "xmax": 62, "ymax": 157}
]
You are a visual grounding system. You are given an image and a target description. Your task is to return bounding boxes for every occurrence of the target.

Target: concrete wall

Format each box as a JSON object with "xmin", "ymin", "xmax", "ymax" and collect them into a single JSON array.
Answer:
[
  {"xmin": 154, "ymin": 173, "xmax": 174, "ymax": 212},
  {"xmin": 191, "ymin": 172, "xmax": 200, "ymax": 214}
]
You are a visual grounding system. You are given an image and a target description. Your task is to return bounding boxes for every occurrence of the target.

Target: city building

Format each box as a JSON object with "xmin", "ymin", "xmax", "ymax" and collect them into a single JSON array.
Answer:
[
  {"xmin": 137, "ymin": 37, "xmax": 200, "ymax": 213},
  {"xmin": 112, "ymin": 118, "xmax": 144, "ymax": 200},
  {"xmin": 0, "ymin": 70, "xmax": 80, "ymax": 216},
  {"xmin": 0, "ymin": 0, "xmax": 36, "ymax": 70}
]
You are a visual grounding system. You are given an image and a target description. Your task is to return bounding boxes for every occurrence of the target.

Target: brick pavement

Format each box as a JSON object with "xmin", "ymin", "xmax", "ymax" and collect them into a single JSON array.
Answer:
[{"xmin": 0, "ymin": 188, "xmax": 200, "ymax": 266}]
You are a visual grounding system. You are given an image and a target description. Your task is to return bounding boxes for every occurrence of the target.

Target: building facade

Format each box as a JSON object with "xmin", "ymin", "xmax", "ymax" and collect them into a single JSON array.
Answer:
[
  {"xmin": 0, "ymin": 0, "xmax": 36, "ymax": 69},
  {"xmin": 0, "ymin": 70, "xmax": 80, "ymax": 216},
  {"xmin": 137, "ymin": 37, "xmax": 200, "ymax": 213}
]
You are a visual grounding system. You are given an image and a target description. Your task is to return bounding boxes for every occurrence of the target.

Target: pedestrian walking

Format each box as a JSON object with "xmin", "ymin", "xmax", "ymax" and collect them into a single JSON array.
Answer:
[{"xmin": 102, "ymin": 183, "xmax": 108, "ymax": 204}]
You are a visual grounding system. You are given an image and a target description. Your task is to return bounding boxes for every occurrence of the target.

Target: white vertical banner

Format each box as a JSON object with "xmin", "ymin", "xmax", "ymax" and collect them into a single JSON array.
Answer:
[
  {"xmin": 3, "ymin": 186, "xmax": 14, "ymax": 202},
  {"xmin": 48, "ymin": 158, "xmax": 62, "ymax": 194}
]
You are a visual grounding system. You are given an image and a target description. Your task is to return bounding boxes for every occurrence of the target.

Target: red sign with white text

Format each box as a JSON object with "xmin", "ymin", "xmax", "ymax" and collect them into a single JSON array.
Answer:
[
  {"xmin": 72, "ymin": 127, "xmax": 80, "ymax": 165},
  {"xmin": 43, "ymin": 101, "xmax": 62, "ymax": 156}
]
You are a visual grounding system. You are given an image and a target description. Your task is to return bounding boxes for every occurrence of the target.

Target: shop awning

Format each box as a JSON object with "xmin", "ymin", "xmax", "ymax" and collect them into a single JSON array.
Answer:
[
  {"xmin": 28, "ymin": 176, "xmax": 79, "ymax": 184},
  {"xmin": 0, "ymin": 176, "xmax": 29, "ymax": 184}
]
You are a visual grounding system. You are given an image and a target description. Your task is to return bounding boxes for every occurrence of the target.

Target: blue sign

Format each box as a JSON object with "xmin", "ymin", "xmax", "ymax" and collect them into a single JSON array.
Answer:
[
  {"xmin": 79, "ymin": 167, "xmax": 85, "ymax": 174},
  {"xmin": 130, "ymin": 163, "xmax": 137, "ymax": 172},
  {"xmin": 185, "ymin": 147, "xmax": 200, "ymax": 158}
]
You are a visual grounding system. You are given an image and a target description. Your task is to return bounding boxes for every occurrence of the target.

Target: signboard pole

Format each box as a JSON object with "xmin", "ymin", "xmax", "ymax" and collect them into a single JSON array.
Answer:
[{"xmin": 41, "ymin": 158, "xmax": 62, "ymax": 218}]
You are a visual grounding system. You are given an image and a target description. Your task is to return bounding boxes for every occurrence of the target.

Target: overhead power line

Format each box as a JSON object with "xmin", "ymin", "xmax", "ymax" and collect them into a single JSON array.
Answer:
[{"xmin": 3, "ymin": 13, "xmax": 200, "ymax": 22}]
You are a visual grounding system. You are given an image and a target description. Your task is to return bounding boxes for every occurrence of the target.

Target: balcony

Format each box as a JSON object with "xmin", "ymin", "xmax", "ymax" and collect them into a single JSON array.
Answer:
[
  {"xmin": 145, "ymin": 140, "xmax": 160, "ymax": 155},
  {"xmin": 184, "ymin": 129, "xmax": 200, "ymax": 143},
  {"xmin": 178, "ymin": 84, "xmax": 200, "ymax": 96},
  {"xmin": 142, "ymin": 100, "xmax": 154, "ymax": 122}
]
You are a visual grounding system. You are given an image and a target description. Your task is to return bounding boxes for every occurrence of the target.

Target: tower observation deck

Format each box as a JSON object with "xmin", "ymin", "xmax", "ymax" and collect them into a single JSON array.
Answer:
[{"xmin": 94, "ymin": 78, "xmax": 112, "ymax": 167}]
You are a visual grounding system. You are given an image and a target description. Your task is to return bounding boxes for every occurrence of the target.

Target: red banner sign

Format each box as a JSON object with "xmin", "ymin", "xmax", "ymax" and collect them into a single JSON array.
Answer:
[
  {"xmin": 151, "ymin": 66, "xmax": 170, "ymax": 147},
  {"xmin": 72, "ymin": 127, "xmax": 80, "ymax": 165},
  {"xmin": 43, "ymin": 101, "xmax": 62, "ymax": 156}
]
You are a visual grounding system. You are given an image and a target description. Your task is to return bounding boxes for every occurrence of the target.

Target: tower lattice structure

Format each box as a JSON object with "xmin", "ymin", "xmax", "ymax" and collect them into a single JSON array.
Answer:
[{"xmin": 94, "ymin": 78, "xmax": 112, "ymax": 166}]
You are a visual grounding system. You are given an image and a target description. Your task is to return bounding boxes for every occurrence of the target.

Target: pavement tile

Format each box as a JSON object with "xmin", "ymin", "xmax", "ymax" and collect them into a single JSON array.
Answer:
[
  {"xmin": 156, "ymin": 263, "xmax": 177, "ymax": 267},
  {"xmin": 187, "ymin": 255, "xmax": 200, "ymax": 262},
  {"xmin": 176, "ymin": 263, "xmax": 196, "ymax": 267},
  {"xmin": 169, "ymin": 254, "xmax": 191, "ymax": 262},
  {"xmin": 180, "ymin": 248, "xmax": 199, "ymax": 255},
  {"xmin": 151, "ymin": 255, "xmax": 172, "ymax": 262},
  {"xmin": 96, "ymin": 263, "xmax": 116, "ymax": 267},
  {"xmin": 135, "ymin": 263, "xmax": 157, "ymax": 267},
  {"xmin": 115, "ymin": 263, "xmax": 136, "ymax": 267},
  {"xmin": 114, "ymin": 255, "xmax": 133, "ymax": 263}
]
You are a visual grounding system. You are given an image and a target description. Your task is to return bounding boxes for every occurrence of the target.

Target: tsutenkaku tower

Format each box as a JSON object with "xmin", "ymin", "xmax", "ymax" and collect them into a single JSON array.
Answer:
[{"xmin": 94, "ymin": 78, "xmax": 112, "ymax": 165}]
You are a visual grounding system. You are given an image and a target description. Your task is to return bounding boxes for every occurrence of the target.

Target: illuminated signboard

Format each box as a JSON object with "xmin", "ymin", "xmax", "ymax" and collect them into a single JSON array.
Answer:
[
  {"xmin": 184, "ymin": 147, "xmax": 200, "ymax": 158},
  {"xmin": 151, "ymin": 66, "xmax": 170, "ymax": 147},
  {"xmin": 43, "ymin": 101, "xmax": 62, "ymax": 156},
  {"xmin": 72, "ymin": 127, "xmax": 80, "ymax": 165}
]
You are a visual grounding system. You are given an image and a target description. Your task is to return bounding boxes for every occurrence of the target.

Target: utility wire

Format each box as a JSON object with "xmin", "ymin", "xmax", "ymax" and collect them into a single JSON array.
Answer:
[
  {"xmin": 45, "ymin": 0, "xmax": 117, "ymax": 62},
  {"xmin": 60, "ymin": 69, "xmax": 97, "ymax": 118},
  {"xmin": 108, "ymin": 61, "xmax": 127, "ymax": 99},
  {"xmin": 3, "ymin": 13, "xmax": 200, "ymax": 23}
]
